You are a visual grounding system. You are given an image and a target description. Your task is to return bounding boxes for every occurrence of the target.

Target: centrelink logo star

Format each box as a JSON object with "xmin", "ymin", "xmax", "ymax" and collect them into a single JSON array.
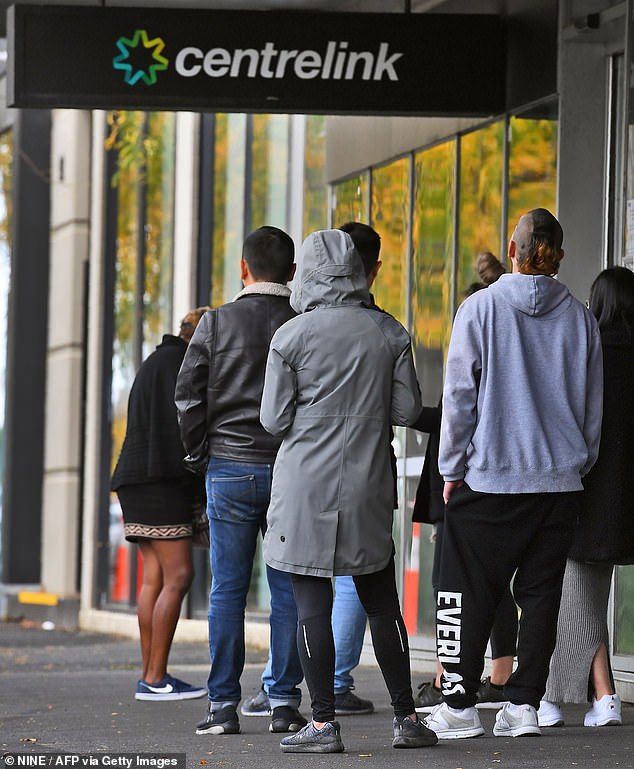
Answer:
[{"xmin": 113, "ymin": 30, "xmax": 169, "ymax": 86}]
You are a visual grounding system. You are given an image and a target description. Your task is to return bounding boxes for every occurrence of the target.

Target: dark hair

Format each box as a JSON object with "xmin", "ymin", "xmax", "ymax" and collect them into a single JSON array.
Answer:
[
  {"xmin": 475, "ymin": 251, "xmax": 506, "ymax": 286},
  {"xmin": 338, "ymin": 221, "xmax": 381, "ymax": 276},
  {"xmin": 242, "ymin": 226, "xmax": 295, "ymax": 284},
  {"xmin": 588, "ymin": 266, "xmax": 634, "ymax": 336}
]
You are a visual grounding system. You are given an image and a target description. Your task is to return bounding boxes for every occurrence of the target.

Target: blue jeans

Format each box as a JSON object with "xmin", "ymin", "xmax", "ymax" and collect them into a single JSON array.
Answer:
[
  {"xmin": 206, "ymin": 457, "xmax": 303, "ymax": 709},
  {"xmin": 262, "ymin": 575, "xmax": 367, "ymax": 695}
]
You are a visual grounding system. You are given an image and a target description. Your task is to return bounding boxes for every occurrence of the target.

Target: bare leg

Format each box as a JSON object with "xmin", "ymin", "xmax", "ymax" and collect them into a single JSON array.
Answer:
[
  {"xmin": 137, "ymin": 541, "xmax": 162, "ymax": 681},
  {"xmin": 490, "ymin": 655, "xmax": 514, "ymax": 686},
  {"xmin": 434, "ymin": 659, "xmax": 443, "ymax": 688},
  {"xmin": 144, "ymin": 538, "xmax": 194, "ymax": 684},
  {"xmin": 590, "ymin": 643, "xmax": 614, "ymax": 699}
]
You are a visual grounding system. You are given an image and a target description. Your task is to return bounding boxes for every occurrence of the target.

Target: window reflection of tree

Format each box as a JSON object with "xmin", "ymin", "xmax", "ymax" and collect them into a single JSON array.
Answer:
[{"xmin": 371, "ymin": 158, "xmax": 409, "ymax": 325}]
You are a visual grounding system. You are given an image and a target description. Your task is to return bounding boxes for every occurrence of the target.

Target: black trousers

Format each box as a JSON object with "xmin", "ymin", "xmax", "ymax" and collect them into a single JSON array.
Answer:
[
  {"xmin": 291, "ymin": 556, "xmax": 415, "ymax": 722},
  {"xmin": 432, "ymin": 521, "xmax": 518, "ymax": 659},
  {"xmin": 437, "ymin": 484, "xmax": 579, "ymax": 710}
]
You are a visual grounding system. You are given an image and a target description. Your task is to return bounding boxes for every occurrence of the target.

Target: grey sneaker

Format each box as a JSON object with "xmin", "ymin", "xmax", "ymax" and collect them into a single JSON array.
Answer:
[
  {"xmin": 493, "ymin": 703, "xmax": 541, "ymax": 737},
  {"xmin": 280, "ymin": 720, "xmax": 345, "ymax": 753},
  {"xmin": 392, "ymin": 715, "xmax": 438, "ymax": 748},
  {"xmin": 423, "ymin": 703, "xmax": 485, "ymax": 739},
  {"xmin": 240, "ymin": 686, "xmax": 271, "ymax": 716},
  {"xmin": 195, "ymin": 703, "xmax": 240, "ymax": 735},
  {"xmin": 334, "ymin": 690, "xmax": 374, "ymax": 715}
]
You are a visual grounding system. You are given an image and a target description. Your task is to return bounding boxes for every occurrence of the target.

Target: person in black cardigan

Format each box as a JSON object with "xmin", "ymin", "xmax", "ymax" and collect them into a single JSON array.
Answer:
[
  {"xmin": 111, "ymin": 306, "xmax": 209, "ymax": 702},
  {"xmin": 540, "ymin": 266, "xmax": 634, "ymax": 728}
]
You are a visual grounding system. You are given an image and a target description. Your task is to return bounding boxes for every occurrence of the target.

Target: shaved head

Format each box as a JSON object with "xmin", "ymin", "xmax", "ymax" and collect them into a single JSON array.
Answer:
[{"xmin": 510, "ymin": 208, "xmax": 564, "ymax": 275}]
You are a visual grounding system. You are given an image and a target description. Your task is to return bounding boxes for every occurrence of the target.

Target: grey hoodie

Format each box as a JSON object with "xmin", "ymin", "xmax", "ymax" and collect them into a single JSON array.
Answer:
[
  {"xmin": 260, "ymin": 229, "xmax": 422, "ymax": 576},
  {"xmin": 439, "ymin": 273, "xmax": 603, "ymax": 493}
]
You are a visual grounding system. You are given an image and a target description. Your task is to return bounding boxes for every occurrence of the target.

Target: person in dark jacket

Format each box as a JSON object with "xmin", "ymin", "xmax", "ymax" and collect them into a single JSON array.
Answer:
[
  {"xmin": 111, "ymin": 306, "xmax": 209, "ymax": 702},
  {"xmin": 539, "ymin": 265, "xmax": 634, "ymax": 728},
  {"xmin": 175, "ymin": 225, "xmax": 305, "ymax": 738}
]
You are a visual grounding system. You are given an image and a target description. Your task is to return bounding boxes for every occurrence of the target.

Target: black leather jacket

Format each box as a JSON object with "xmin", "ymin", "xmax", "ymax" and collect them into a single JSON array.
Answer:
[{"xmin": 175, "ymin": 289, "xmax": 296, "ymax": 472}]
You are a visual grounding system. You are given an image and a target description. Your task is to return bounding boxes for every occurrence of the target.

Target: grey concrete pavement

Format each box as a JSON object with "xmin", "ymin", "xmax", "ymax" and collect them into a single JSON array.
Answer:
[{"xmin": 1, "ymin": 620, "xmax": 633, "ymax": 769}]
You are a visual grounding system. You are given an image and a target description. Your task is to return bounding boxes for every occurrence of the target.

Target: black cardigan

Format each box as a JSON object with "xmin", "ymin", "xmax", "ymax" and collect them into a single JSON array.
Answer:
[
  {"xmin": 111, "ymin": 335, "xmax": 190, "ymax": 489},
  {"xmin": 569, "ymin": 323, "xmax": 634, "ymax": 564}
]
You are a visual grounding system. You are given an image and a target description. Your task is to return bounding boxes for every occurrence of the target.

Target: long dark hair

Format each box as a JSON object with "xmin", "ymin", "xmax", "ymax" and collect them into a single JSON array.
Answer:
[{"xmin": 588, "ymin": 266, "xmax": 634, "ymax": 336}]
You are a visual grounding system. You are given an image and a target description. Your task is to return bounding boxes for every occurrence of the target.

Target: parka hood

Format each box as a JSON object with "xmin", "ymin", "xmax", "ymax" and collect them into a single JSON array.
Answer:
[
  {"xmin": 488, "ymin": 272, "xmax": 571, "ymax": 317},
  {"xmin": 290, "ymin": 229, "xmax": 371, "ymax": 313}
]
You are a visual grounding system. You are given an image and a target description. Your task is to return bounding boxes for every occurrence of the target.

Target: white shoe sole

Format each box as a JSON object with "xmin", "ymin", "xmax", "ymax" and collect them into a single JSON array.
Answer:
[
  {"xmin": 493, "ymin": 724, "xmax": 541, "ymax": 737},
  {"xmin": 136, "ymin": 690, "xmax": 205, "ymax": 701},
  {"xmin": 584, "ymin": 718, "xmax": 622, "ymax": 727},
  {"xmin": 432, "ymin": 726, "xmax": 485, "ymax": 739}
]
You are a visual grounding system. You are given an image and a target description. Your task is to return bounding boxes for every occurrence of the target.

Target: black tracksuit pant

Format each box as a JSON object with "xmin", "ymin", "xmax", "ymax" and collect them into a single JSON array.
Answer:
[{"xmin": 437, "ymin": 484, "xmax": 579, "ymax": 710}]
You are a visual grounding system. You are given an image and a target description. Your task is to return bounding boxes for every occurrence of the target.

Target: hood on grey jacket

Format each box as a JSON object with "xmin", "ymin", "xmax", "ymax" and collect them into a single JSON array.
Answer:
[
  {"xmin": 487, "ymin": 272, "xmax": 571, "ymax": 317},
  {"xmin": 290, "ymin": 229, "xmax": 371, "ymax": 314}
]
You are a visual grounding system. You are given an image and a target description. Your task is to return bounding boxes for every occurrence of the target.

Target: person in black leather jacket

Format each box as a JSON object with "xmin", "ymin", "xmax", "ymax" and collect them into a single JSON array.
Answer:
[{"xmin": 175, "ymin": 225, "xmax": 305, "ymax": 739}]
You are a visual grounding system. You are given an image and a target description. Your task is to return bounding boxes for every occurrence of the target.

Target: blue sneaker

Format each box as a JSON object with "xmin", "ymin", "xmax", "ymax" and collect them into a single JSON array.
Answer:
[{"xmin": 135, "ymin": 674, "xmax": 206, "ymax": 701}]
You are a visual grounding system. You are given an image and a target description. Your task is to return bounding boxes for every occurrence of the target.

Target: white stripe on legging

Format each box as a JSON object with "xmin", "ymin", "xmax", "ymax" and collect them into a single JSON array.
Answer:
[
  {"xmin": 302, "ymin": 623, "xmax": 312, "ymax": 658},
  {"xmin": 395, "ymin": 619, "xmax": 405, "ymax": 653}
]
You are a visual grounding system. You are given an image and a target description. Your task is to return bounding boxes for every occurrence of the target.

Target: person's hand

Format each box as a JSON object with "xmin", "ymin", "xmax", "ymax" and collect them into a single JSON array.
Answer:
[{"xmin": 443, "ymin": 480, "xmax": 463, "ymax": 504}]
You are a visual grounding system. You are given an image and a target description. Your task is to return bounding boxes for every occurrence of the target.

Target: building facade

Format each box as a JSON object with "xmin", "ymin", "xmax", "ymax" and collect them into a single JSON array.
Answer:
[{"xmin": 0, "ymin": 0, "xmax": 633, "ymax": 698}]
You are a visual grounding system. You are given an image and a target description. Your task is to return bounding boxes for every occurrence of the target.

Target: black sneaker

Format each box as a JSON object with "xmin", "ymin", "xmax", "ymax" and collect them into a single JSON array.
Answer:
[
  {"xmin": 269, "ymin": 706, "xmax": 308, "ymax": 733},
  {"xmin": 392, "ymin": 715, "xmax": 439, "ymax": 748},
  {"xmin": 195, "ymin": 703, "xmax": 240, "ymax": 735},
  {"xmin": 476, "ymin": 677, "xmax": 508, "ymax": 710},
  {"xmin": 334, "ymin": 690, "xmax": 374, "ymax": 715},
  {"xmin": 280, "ymin": 720, "xmax": 345, "ymax": 753},
  {"xmin": 414, "ymin": 680, "xmax": 442, "ymax": 713},
  {"xmin": 240, "ymin": 686, "xmax": 271, "ymax": 716}
]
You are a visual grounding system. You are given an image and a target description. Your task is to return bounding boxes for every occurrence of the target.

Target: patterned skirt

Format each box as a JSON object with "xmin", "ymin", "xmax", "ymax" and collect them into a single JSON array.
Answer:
[{"xmin": 116, "ymin": 476, "xmax": 204, "ymax": 543}]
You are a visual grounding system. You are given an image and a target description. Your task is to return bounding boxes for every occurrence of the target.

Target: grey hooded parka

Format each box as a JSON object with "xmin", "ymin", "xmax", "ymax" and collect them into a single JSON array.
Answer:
[{"xmin": 260, "ymin": 229, "xmax": 422, "ymax": 577}]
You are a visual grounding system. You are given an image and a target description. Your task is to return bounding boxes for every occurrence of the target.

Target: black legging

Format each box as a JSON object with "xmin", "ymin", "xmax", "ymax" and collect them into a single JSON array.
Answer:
[{"xmin": 291, "ymin": 557, "xmax": 415, "ymax": 722}]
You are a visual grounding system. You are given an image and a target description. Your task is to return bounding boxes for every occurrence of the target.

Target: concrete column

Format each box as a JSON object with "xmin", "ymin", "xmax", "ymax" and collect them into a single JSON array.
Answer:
[{"xmin": 41, "ymin": 109, "xmax": 91, "ymax": 598}]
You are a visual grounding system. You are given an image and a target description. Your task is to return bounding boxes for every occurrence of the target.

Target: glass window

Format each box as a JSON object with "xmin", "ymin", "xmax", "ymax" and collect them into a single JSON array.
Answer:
[
  {"xmin": 406, "ymin": 140, "xmax": 455, "ymax": 637},
  {"xmin": 371, "ymin": 157, "xmax": 410, "ymax": 324},
  {"xmin": 106, "ymin": 110, "xmax": 177, "ymax": 606},
  {"xmin": 303, "ymin": 115, "xmax": 328, "ymax": 237},
  {"xmin": 143, "ymin": 113, "xmax": 176, "ymax": 360},
  {"xmin": 212, "ymin": 113, "xmax": 246, "ymax": 307},
  {"xmin": 508, "ymin": 104, "xmax": 558, "ymax": 245},
  {"xmin": 251, "ymin": 114, "xmax": 289, "ymax": 229},
  {"xmin": 331, "ymin": 173, "xmax": 369, "ymax": 228},
  {"xmin": 614, "ymin": 566, "xmax": 634, "ymax": 654},
  {"xmin": 0, "ymin": 129, "xmax": 12, "ymax": 576},
  {"xmin": 458, "ymin": 122, "xmax": 504, "ymax": 302}
]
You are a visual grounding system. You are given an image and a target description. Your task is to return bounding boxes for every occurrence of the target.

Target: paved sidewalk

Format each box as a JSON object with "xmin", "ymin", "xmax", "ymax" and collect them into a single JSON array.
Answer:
[{"xmin": 1, "ymin": 620, "xmax": 633, "ymax": 769}]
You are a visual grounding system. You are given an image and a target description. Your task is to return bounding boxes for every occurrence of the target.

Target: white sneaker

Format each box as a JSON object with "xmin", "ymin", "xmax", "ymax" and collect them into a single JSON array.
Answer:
[
  {"xmin": 422, "ymin": 703, "xmax": 485, "ymax": 739},
  {"xmin": 584, "ymin": 694, "xmax": 622, "ymax": 727},
  {"xmin": 537, "ymin": 700, "xmax": 564, "ymax": 727},
  {"xmin": 493, "ymin": 703, "xmax": 541, "ymax": 737}
]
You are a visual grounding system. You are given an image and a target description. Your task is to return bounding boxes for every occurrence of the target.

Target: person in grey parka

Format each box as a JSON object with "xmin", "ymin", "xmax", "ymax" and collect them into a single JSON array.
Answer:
[{"xmin": 260, "ymin": 229, "xmax": 437, "ymax": 754}]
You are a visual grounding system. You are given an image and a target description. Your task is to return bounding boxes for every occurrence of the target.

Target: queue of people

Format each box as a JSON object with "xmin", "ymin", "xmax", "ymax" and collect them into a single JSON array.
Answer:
[{"xmin": 111, "ymin": 207, "xmax": 632, "ymax": 754}]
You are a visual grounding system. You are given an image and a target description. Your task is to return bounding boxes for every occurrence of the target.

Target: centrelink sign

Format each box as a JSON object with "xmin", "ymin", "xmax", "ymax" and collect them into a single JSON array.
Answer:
[{"xmin": 8, "ymin": 5, "xmax": 506, "ymax": 115}]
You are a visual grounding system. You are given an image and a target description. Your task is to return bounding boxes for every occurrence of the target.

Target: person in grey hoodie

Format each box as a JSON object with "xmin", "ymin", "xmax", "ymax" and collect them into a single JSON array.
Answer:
[
  {"xmin": 260, "ymin": 229, "xmax": 437, "ymax": 754},
  {"xmin": 423, "ymin": 209, "xmax": 603, "ymax": 741}
]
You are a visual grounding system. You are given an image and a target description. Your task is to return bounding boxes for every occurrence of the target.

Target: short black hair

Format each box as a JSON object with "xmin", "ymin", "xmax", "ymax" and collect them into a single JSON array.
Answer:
[
  {"xmin": 338, "ymin": 222, "xmax": 381, "ymax": 276},
  {"xmin": 589, "ymin": 265, "xmax": 634, "ymax": 335},
  {"xmin": 242, "ymin": 226, "xmax": 294, "ymax": 284}
]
